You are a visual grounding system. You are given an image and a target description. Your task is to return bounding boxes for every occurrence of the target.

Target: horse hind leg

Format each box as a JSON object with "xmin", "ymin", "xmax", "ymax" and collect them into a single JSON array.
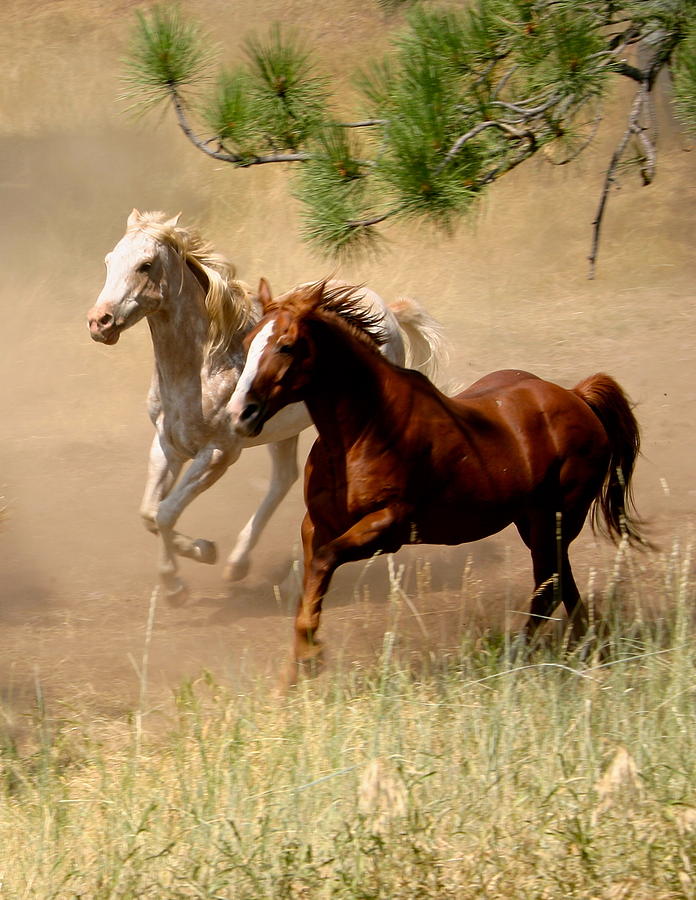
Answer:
[{"xmin": 515, "ymin": 510, "xmax": 588, "ymax": 648}]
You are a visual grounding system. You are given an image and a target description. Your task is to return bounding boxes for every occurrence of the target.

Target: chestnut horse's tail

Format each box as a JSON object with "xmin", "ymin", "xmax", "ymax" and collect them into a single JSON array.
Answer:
[
  {"xmin": 573, "ymin": 373, "xmax": 648, "ymax": 548},
  {"xmin": 389, "ymin": 296, "xmax": 449, "ymax": 386}
]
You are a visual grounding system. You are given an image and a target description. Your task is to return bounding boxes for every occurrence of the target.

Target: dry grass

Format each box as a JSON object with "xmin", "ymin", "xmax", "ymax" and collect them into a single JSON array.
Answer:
[{"xmin": 1, "ymin": 538, "xmax": 695, "ymax": 899}]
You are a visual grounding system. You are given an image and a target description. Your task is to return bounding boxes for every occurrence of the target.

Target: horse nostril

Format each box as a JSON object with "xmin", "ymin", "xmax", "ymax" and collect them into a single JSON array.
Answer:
[
  {"xmin": 240, "ymin": 402, "xmax": 259, "ymax": 422},
  {"xmin": 99, "ymin": 313, "xmax": 114, "ymax": 327}
]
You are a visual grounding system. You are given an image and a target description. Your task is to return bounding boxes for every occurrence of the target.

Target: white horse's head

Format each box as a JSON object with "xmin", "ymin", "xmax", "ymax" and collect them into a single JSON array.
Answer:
[
  {"xmin": 88, "ymin": 209, "xmax": 255, "ymax": 354},
  {"xmin": 87, "ymin": 209, "xmax": 182, "ymax": 345}
]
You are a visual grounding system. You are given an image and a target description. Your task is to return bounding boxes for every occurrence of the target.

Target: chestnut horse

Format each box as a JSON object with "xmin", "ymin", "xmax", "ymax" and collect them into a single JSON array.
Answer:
[
  {"xmin": 87, "ymin": 211, "xmax": 446, "ymax": 603},
  {"xmin": 229, "ymin": 279, "xmax": 647, "ymax": 672}
]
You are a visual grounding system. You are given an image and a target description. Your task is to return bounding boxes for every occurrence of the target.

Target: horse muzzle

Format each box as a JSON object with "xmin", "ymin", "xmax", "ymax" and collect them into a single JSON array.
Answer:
[
  {"xmin": 87, "ymin": 309, "xmax": 121, "ymax": 345},
  {"xmin": 233, "ymin": 399, "xmax": 267, "ymax": 438}
]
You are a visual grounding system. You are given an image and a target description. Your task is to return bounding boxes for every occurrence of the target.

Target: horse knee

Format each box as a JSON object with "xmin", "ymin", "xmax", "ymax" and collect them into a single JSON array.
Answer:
[
  {"xmin": 140, "ymin": 508, "xmax": 158, "ymax": 535},
  {"xmin": 276, "ymin": 458, "xmax": 299, "ymax": 493},
  {"xmin": 155, "ymin": 506, "xmax": 176, "ymax": 533},
  {"xmin": 295, "ymin": 606, "xmax": 321, "ymax": 637}
]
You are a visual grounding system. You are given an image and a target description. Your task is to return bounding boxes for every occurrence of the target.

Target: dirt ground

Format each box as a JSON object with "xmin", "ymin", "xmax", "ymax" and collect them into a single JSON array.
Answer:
[{"xmin": 1, "ymin": 1, "xmax": 695, "ymax": 720}]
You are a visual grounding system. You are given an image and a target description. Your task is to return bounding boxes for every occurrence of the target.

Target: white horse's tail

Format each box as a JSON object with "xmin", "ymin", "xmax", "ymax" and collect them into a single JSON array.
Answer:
[{"xmin": 389, "ymin": 297, "xmax": 449, "ymax": 386}]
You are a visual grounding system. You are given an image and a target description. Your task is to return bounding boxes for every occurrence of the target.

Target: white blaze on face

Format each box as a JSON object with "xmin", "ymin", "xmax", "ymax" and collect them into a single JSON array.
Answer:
[
  {"xmin": 95, "ymin": 230, "xmax": 155, "ymax": 314},
  {"xmin": 229, "ymin": 320, "xmax": 276, "ymax": 419}
]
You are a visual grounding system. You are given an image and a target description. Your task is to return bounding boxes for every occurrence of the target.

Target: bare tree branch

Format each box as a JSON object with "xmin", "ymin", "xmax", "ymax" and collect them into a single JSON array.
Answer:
[
  {"xmin": 437, "ymin": 120, "xmax": 536, "ymax": 174},
  {"xmin": 588, "ymin": 86, "xmax": 646, "ymax": 279},
  {"xmin": 347, "ymin": 209, "xmax": 400, "ymax": 229}
]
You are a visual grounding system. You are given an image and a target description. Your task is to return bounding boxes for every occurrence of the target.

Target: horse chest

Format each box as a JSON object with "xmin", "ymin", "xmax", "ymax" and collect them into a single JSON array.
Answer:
[
  {"xmin": 158, "ymin": 379, "xmax": 234, "ymax": 458},
  {"xmin": 160, "ymin": 416, "xmax": 203, "ymax": 458},
  {"xmin": 306, "ymin": 442, "xmax": 403, "ymax": 523}
]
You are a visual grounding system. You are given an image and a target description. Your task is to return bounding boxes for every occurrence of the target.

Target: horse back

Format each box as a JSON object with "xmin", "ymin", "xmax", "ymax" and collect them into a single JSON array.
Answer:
[
  {"xmin": 453, "ymin": 368, "xmax": 542, "ymax": 402},
  {"xmin": 426, "ymin": 366, "xmax": 610, "ymax": 514},
  {"xmin": 449, "ymin": 369, "xmax": 609, "ymax": 457}
]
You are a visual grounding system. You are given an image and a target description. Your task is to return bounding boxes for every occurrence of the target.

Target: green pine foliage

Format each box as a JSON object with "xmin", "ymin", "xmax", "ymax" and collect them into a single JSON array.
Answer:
[
  {"xmin": 298, "ymin": 0, "xmax": 613, "ymax": 253},
  {"xmin": 242, "ymin": 26, "xmax": 330, "ymax": 152},
  {"xmin": 203, "ymin": 68, "xmax": 260, "ymax": 156},
  {"xmin": 122, "ymin": 5, "xmax": 210, "ymax": 109},
  {"xmin": 371, "ymin": 50, "xmax": 484, "ymax": 219},
  {"xmin": 123, "ymin": 1, "xmax": 696, "ymax": 261},
  {"xmin": 295, "ymin": 127, "xmax": 382, "ymax": 257},
  {"xmin": 201, "ymin": 27, "xmax": 330, "ymax": 161},
  {"xmin": 514, "ymin": 8, "xmax": 608, "ymax": 100}
]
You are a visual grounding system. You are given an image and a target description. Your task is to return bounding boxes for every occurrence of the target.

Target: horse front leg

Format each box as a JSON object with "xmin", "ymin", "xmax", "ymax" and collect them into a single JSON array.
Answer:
[
  {"xmin": 154, "ymin": 445, "xmax": 236, "ymax": 605},
  {"xmin": 223, "ymin": 435, "xmax": 299, "ymax": 582},
  {"xmin": 282, "ymin": 505, "xmax": 404, "ymax": 687},
  {"xmin": 140, "ymin": 433, "xmax": 182, "ymax": 535},
  {"xmin": 139, "ymin": 434, "xmax": 218, "ymax": 564}
]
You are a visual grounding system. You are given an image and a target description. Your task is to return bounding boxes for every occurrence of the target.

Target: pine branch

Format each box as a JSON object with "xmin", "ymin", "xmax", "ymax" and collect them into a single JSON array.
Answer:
[
  {"xmin": 347, "ymin": 208, "xmax": 403, "ymax": 228},
  {"xmin": 121, "ymin": 1, "xmax": 696, "ymax": 270},
  {"xmin": 171, "ymin": 87, "xmax": 311, "ymax": 165},
  {"xmin": 437, "ymin": 120, "xmax": 535, "ymax": 173},
  {"xmin": 545, "ymin": 111, "xmax": 604, "ymax": 165}
]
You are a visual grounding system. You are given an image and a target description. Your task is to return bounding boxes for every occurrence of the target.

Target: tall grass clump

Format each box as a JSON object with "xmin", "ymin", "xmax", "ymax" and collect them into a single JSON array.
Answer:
[{"xmin": 1, "ymin": 538, "xmax": 695, "ymax": 898}]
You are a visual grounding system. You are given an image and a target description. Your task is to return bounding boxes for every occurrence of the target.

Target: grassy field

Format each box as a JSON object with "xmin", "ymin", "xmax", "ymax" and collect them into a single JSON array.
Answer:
[{"xmin": 1, "ymin": 536, "xmax": 695, "ymax": 900}]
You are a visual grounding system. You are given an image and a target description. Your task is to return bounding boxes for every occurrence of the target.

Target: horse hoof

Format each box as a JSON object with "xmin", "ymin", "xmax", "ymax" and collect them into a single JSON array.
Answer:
[
  {"xmin": 508, "ymin": 633, "xmax": 529, "ymax": 664},
  {"xmin": 296, "ymin": 644, "xmax": 325, "ymax": 677},
  {"xmin": 193, "ymin": 539, "xmax": 218, "ymax": 565},
  {"xmin": 223, "ymin": 558, "xmax": 250, "ymax": 583},
  {"xmin": 164, "ymin": 580, "xmax": 189, "ymax": 607},
  {"xmin": 275, "ymin": 645, "xmax": 324, "ymax": 692}
]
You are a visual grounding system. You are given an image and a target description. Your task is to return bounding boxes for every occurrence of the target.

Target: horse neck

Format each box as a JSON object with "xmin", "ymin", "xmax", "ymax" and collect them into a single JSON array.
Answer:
[
  {"xmin": 147, "ymin": 258, "xmax": 217, "ymax": 387},
  {"xmin": 303, "ymin": 318, "xmax": 397, "ymax": 447}
]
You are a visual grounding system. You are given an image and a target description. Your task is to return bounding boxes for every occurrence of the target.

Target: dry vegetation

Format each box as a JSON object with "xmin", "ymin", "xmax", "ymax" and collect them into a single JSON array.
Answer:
[
  {"xmin": 2, "ymin": 542, "xmax": 696, "ymax": 898},
  {"xmin": 1, "ymin": 1, "xmax": 695, "ymax": 896}
]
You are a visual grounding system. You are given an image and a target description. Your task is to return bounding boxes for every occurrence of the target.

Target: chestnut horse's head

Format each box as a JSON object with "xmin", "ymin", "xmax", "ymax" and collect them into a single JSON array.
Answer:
[
  {"xmin": 87, "ymin": 209, "xmax": 182, "ymax": 345},
  {"xmin": 229, "ymin": 278, "xmax": 326, "ymax": 438}
]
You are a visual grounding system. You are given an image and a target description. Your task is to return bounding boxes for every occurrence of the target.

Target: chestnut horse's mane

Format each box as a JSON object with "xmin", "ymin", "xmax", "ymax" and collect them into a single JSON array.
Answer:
[
  {"xmin": 276, "ymin": 281, "xmax": 389, "ymax": 352},
  {"xmin": 129, "ymin": 210, "xmax": 257, "ymax": 357}
]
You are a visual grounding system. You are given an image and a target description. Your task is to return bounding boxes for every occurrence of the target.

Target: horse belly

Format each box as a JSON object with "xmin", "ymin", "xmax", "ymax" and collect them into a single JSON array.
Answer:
[
  {"xmin": 411, "ymin": 487, "xmax": 518, "ymax": 547},
  {"xmin": 306, "ymin": 433, "xmax": 523, "ymax": 551}
]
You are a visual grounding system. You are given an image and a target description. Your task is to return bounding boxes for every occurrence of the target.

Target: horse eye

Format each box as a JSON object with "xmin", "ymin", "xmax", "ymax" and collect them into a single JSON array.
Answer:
[
  {"xmin": 138, "ymin": 261, "xmax": 153, "ymax": 274},
  {"xmin": 277, "ymin": 343, "xmax": 293, "ymax": 355}
]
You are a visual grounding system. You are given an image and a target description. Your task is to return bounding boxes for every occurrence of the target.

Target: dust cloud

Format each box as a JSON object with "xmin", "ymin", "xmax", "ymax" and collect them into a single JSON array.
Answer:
[{"xmin": 1, "ymin": 1, "xmax": 695, "ymax": 714}]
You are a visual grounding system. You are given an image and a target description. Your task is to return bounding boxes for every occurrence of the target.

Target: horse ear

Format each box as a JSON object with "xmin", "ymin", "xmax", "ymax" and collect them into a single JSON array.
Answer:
[
  {"xmin": 257, "ymin": 277, "xmax": 274, "ymax": 313},
  {"xmin": 164, "ymin": 212, "xmax": 181, "ymax": 228},
  {"xmin": 301, "ymin": 279, "xmax": 328, "ymax": 313},
  {"xmin": 127, "ymin": 208, "xmax": 142, "ymax": 228}
]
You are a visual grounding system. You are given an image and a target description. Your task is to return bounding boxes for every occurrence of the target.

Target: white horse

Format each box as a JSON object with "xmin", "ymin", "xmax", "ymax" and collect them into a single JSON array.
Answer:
[{"xmin": 87, "ymin": 209, "xmax": 446, "ymax": 603}]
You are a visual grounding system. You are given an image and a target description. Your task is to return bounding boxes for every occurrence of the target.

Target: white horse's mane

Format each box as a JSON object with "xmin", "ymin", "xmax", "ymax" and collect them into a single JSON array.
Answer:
[{"xmin": 129, "ymin": 210, "xmax": 257, "ymax": 357}]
